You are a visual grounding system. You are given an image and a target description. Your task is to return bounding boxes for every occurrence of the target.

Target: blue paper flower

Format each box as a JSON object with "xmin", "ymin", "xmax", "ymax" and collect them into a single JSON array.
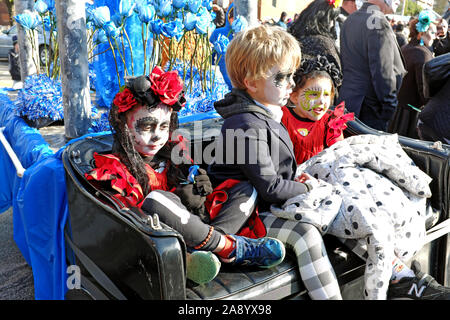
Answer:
[
  {"xmin": 43, "ymin": 0, "xmax": 55, "ymax": 11},
  {"xmin": 119, "ymin": 0, "xmax": 136, "ymax": 18},
  {"xmin": 42, "ymin": 16, "xmax": 52, "ymax": 32},
  {"xmin": 149, "ymin": 19, "xmax": 163, "ymax": 34},
  {"xmin": 86, "ymin": 4, "xmax": 95, "ymax": 23},
  {"xmin": 138, "ymin": 4, "xmax": 156, "ymax": 23},
  {"xmin": 92, "ymin": 6, "xmax": 111, "ymax": 28},
  {"xmin": 158, "ymin": 0, "xmax": 173, "ymax": 17},
  {"xmin": 161, "ymin": 19, "xmax": 184, "ymax": 41},
  {"xmin": 187, "ymin": 0, "xmax": 202, "ymax": 14},
  {"xmin": 195, "ymin": 12, "xmax": 211, "ymax": 35},
  {"xmin": 183, "ymin": 12, "xmax": 197, "ymax": 31},
  {"xmin": 173, "ymin": 0, "xmax": 186, "ymax": 9},
  {"xmin": 202, "ymin": 0, "xmax": 213, "ymax": 11},
  {"xmin": 213, "ymin": 34, "xmax": 229, "ymax": 56},
  {"xmin": 111, "ymin": 13, "xmax": 122, "ymax": 27},
  {"xmin": 103, "ymin": 21, "xmax": 121, "ymax": 39},
  {"xmin": 14, "ymin": 11, "xmax": 42, "ymax": 30},
  {"xmin": 34, "ymin": 0, "xmax": 49, "ymax": 14},
  {"xmin": 94, "ymin": 29, "xmax": 108, "ymax": 45},
  {"xmin": 232, "ymin": 15, "xmax": 248, "ymax": 33}
]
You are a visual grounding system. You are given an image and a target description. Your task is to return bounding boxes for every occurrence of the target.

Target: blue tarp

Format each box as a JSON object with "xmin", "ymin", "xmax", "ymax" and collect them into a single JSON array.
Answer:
[{"xmin": 0, "ymin": 92, "xmax": 110, "ymax": 299}]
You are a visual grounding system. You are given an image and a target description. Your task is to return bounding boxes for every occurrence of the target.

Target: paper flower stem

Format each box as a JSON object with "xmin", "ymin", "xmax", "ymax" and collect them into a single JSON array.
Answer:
[
  {"xmin": 107, "ymin": 38, "xmax": 121, "ymax": 87},
  {"xmin": 122, "ymin": 27, "xmax": 134, "ymax": 75},
  {"xmin": 114, "ymin": 37, "xmax": 129, "ymax": 78}
]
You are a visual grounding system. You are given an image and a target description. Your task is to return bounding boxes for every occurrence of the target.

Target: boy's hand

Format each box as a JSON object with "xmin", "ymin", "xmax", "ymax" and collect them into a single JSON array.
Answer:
[
  {"xmin": 295, "ymin": 172, "xmax": 312, "ymax": 183},
  {"xmin": 296, "ymin": 172, "xmax": 319, "ymax": 191}
]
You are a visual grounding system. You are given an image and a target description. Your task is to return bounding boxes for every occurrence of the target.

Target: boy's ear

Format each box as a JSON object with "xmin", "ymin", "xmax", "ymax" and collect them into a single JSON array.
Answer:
[{"xmin": 243, "ymin": 77, "xmax": 258, "ymax": 93}]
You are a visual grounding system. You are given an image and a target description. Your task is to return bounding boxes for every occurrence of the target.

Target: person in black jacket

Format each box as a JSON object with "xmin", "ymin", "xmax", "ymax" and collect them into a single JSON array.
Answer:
[
  {"xmin": 289, "ymin": 0, "xmax": 342, "ymax": 74},
  {"xmin": 208, "ymin": 24, "xmax": 344, "ymax": 300},
  {"xmin": 432, "ymin": 18, "xmax": 450, "ymax": 56},
  {"xmin": 338, "ymin": 0, "xmax": 407, "ymax": 131},
  {"xmin": 8, "ymin": 35, "xmax": 22, "ymax": 89}
]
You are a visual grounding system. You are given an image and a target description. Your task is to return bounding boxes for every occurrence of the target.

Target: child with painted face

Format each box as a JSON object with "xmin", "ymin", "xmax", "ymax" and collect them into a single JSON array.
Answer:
[
  {"xmin": 208, "ymin": 25, "xmax": 343, "ymax": 300},
  {"xmin": 86, "ymin": 66, "xmax": 286, "ymax": 285},
  {"xmin": 282, "ymin": 55, "xmax": 354, "ymax": 165}
]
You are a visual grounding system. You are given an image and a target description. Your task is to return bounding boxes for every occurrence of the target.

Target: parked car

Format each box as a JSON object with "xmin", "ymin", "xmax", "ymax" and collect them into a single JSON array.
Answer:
[
  {"xmin": 0, "ymin": 24, "xmax": 52, "ymax": 65},
  {"xmin": 62, "ymin": 115, "xmax": 450, "ymax": 300}
]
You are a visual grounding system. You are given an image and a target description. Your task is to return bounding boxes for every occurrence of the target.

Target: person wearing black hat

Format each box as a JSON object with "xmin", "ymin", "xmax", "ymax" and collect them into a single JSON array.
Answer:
[{"xmin": 8, "ymin": 35, "xmax": 22, "ymax": 89}]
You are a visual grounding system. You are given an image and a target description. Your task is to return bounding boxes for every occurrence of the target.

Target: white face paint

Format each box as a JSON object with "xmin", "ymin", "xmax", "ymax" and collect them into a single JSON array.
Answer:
[
  {"xmin": 126, "ymin": 103, "xmax": 172, "ymax": 157},
  {"xmin": 251, "ymin": 65, "xmax": 295, "ymax": 108},
  {"xmin": 290, "ymin": 76, "xmax": 333, "ymax": 121}
]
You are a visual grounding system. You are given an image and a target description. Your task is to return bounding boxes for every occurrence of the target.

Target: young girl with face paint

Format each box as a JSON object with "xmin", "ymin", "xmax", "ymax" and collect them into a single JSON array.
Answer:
[
  {"xmin": 282, "ymin": 56, "xmax": 450, "ymax": 300},
  {"xmin": 282, "ymin": 55, "xmax": 354, "ymax": 165},
  {"xmin": 85, "ymin": 66, "xmax": 286, "ymax": 285}
]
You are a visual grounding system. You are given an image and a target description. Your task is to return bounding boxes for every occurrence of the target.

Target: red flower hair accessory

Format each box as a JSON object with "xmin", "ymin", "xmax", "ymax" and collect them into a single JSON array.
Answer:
[
  {"xmin": 113, "ymin": 88, "xmax": 138, "ymax": 113},
  {"xmin": 149, "ymin": 66, "xmax": 185, "ymax": 110}
]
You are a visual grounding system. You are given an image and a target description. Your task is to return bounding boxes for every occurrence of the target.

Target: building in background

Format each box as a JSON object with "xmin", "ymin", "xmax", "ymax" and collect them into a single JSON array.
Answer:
[
  {"xmin": 258, "ymin": 0, "xmax": 313, "ymax": 23},
  {"xmin": 416, "ymin": 0, "xmax": 435, "ymax": 9},
  {"xmin": 0, "ymin": 1, "xmax": 10, "ymax": 26}
]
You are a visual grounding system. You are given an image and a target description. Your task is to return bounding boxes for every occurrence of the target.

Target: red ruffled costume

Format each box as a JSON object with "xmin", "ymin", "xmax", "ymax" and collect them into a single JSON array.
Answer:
[
  {"xmin": 282, "ymin": 102, "xmax": 354, "ymax": 164},
  {"xmin": 85, "ymin": 154, "xmax": 266, "ymax": 239}
]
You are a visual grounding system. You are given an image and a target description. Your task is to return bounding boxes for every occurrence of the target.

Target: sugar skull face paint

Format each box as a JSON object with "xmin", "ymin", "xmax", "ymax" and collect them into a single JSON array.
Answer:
[
  {"xmin": 250, "ymin": 65, "xmax": 295, "ymax": 108},
  {"xmin": 126, "ymin": 103, "xmax": 172, "ymax": 157},
  {"xmin": 290, "ymin": 76, "xmax": 333, "ymax": 121}
]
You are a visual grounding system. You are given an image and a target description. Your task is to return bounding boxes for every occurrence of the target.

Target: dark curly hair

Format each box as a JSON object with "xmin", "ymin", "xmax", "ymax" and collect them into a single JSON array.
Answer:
[
  {"xmin": 288, "ymin": 0, "xmax": 341, "ymax": 40},
  {"xmin": 293, "ymin": 55, "xmax": 343, "ymax": 100}
]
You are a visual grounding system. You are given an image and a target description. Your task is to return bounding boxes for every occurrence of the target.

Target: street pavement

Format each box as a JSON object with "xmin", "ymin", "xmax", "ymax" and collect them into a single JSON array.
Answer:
[{"xmin": 0, "ymin": 58, "xmax": 35, "ymax": 300}]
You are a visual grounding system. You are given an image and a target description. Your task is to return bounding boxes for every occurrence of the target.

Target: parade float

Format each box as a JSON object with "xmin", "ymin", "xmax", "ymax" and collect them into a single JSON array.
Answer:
[{"xmin": 0, "ymin": 0, "xmax": 449, "ymax": 301}]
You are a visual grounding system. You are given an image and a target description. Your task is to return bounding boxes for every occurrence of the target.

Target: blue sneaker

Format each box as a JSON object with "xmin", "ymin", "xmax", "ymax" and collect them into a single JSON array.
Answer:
[{"xmin": 221, "ymin": 235, "xmax": 286, "ymax": 268}]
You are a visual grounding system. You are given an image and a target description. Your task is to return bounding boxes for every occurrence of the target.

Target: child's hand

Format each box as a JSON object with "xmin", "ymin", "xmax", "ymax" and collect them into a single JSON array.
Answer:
[
  {"xmin": 295, "ymin": 172, "xmax": 312, "ymax": 183},
  {"xmin": 296, "ymin": 172, "xmax": 319, "ymax": 191}
]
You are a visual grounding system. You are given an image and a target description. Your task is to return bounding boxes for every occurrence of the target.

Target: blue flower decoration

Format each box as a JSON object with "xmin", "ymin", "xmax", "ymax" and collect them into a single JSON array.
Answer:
[
  {"xmin": 103, "ymin": 21, "xmax": 121, "ymax": 39},
  {"xmin": 138, "ymin": 4, "xmax": 156, "ymax": 23},
  {"xmin": 202, "ymin": 0, "xmax": 213, "ymax": 11},
  {"xmin": 150, "ymin": 19, "xmax": 163, "ymax": 34},
  {"xmin": 213, "ymin": 34, "xmax": 229, "ymax": 56},
  {"xmin": 43, "ymin": 0, "xmax": 55, "ymax": 11},
  {"xmin": 232, "ymin": 15, "xmax": 248, "ymax": 33},
  {"xmin": 187, "ymin": 0, "xmax": 202, "ymax": 14},
  {"xmin": 183, "ymin": 12, "xmax": 197, "ymax": 31},
  {"xmin": 94, "ymin": 29, "xmax": 108, "ymax": 45},
  {"xmin": 158, "ymin": 0, "xmax": 173, "ymax": 17},
  {"xmin": 119, "ymin": 0, "xmax": 136, "ymax": 18},
  {"xmin": 34, "ymin": 0, "xmax": 49, "ymax": 14},
  {"xmin": 161, "ymin": 19, "xmax": 184, "ymax": 41},
  {"xmin": 42, "ymin": 16, "xmax": 52, "ymax": 32},
  {"xmin": 15, "ymin": 74, "xmax": 63, "ymax": 121},
  {"xmin": 173, "ymin": 0, "xmax": 186, "ymax": 9},
  {"xmin": 14, "ymin": 11, "xmax": 42, "ymax": 30},
  {"xmin": 195, "ymin": 12, "xmax": 211, "ymax": 35},
  {"xmin": 92, "ymin": 6, "xmax": 111, "ymax": 29}
]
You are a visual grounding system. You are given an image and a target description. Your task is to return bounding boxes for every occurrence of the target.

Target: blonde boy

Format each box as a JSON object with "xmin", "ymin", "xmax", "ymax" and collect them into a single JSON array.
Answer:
[{"xmin": 208, "ymin": 24, "xmax": 344, "ymax": 300}]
